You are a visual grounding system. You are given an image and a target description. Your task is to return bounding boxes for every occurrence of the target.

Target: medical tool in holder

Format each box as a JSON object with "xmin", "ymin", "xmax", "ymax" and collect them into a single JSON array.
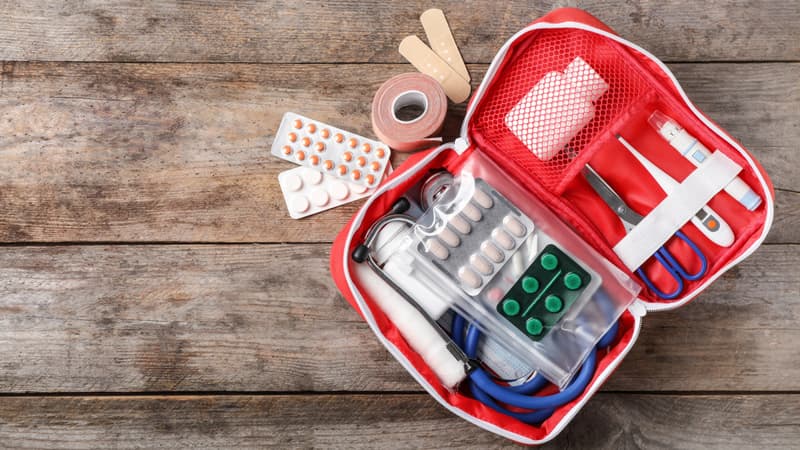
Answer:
[
  {"xmin": 582, "ymin": 164, "xmax": 708, "ymax": 299},
  {"xmin": 649, "ymin": 110, "xmax": 762, "ymax": 211},
  {"xmin": 616, "ymin": 134, "xmax": 734, "ymax": 247}
]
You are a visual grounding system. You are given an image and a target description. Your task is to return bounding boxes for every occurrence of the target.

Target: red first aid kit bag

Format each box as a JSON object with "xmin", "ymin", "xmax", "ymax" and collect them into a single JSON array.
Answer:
[{"xmin": 329, "ymin": 8, "xmax": 774, "ymax": 444}]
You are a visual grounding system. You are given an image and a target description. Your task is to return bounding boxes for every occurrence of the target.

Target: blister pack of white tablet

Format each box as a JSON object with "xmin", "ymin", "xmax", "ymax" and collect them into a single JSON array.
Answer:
[{"xmin": 279, "ymin": 166, "xmax": 377, "ymax": 219}]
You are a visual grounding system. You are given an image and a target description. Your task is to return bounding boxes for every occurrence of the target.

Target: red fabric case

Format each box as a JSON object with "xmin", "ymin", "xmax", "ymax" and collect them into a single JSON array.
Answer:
[{"xmin": 329, "ymin": 8, "xmax": 774, "ymax": 444}]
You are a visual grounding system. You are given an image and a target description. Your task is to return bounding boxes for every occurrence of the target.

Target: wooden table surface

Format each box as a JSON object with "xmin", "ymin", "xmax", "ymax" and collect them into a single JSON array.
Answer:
[{"xmin": 0, "ymin": 1, "xmax": 798, "ymax": 448}]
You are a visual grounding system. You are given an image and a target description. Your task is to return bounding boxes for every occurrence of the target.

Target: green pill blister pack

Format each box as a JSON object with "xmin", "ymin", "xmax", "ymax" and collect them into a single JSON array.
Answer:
[{"xmin": 498, "ymin": 244, "xmax": 591, "ymax": 340}]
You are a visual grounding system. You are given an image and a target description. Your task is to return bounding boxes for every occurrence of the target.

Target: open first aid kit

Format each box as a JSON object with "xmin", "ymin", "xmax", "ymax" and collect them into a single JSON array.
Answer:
[{"xmin": 328, "ymin": 8, "xmax": 774, "ymax": 444}]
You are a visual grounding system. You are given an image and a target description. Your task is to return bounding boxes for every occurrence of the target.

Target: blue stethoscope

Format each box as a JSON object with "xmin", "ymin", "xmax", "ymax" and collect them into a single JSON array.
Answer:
[
  {"xmin": 451, "ymin": 314, "xmax": 619, "ymax": 424},
  {"xmin": 582, "ymin": 164, "xmax": 707, "ymax": 299}
]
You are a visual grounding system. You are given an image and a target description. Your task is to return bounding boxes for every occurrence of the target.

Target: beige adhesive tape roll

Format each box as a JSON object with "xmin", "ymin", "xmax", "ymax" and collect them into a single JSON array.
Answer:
[{"xmin": 372, "ymin": 73, "xmax": 448, "ymax": 152}]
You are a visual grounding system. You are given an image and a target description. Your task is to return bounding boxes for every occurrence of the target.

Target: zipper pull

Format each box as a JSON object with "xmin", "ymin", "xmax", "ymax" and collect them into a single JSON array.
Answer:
[
  {"xmin": 629, "ymin": 299, "xmax": 648, "ymax": 318},
  {"xmin": 454, "ymin": 137, "xmax": 470, "ymax": 154}
]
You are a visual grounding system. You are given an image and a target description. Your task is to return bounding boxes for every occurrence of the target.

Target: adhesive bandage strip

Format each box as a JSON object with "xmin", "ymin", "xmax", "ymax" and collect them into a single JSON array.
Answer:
[
  {"xmin": 420, "ymin": 8, "xmax": 470, "ymax": 82},
  {"xmin": 271, "ymin": 112, "xmax": 391, "ymax": 188},
  {"xmin": 399, "ymin": 35, "xmax": 471, "ymax": 103},
  {"xmin": 279, "ymin": 166, "xmax": 375, "ymax": 219}
]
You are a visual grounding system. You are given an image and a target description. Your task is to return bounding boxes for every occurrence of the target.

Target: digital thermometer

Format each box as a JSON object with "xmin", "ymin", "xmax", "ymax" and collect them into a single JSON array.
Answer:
[
  {"xmin": 649, "ymin": 110, "xmax": 762, "ymax": 211},
  {"xmin": 617, "ymin": 135, "xmax": 735, "ymax": 247}
]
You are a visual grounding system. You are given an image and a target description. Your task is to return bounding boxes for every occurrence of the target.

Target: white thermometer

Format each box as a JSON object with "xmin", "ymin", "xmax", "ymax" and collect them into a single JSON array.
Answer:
[
  {"xmin": 617, "ymin": 135, "xmax": 735, "ymax": 247},
  {"xmin": 649, "ymin": 110, "xmax": 761, "ymax": 211}
]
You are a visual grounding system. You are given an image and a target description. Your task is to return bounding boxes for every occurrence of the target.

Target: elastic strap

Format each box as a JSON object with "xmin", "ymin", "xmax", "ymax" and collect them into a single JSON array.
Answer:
[{"xmin": 613, "ymin": 151, "xmax": 741, "ymax": 270}]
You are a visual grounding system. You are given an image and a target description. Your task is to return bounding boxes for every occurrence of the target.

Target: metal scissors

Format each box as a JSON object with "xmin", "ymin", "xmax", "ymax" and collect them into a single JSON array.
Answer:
[{"xmin": 582, "ymin": 164, "xmax": 707, "ymax": 299}]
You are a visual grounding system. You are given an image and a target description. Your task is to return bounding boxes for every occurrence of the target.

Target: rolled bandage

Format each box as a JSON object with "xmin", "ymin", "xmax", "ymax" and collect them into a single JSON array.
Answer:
[
  {"xmin": 505, "ymin": 56, "xmax": 608, "ymax": 161},
  {"xmin": 353, "ymin": 262, "xmax": 467, "ymax": 388},
  {"xmin": 371, "ymin": 73, "xmax": 448, "ymax": 152}
]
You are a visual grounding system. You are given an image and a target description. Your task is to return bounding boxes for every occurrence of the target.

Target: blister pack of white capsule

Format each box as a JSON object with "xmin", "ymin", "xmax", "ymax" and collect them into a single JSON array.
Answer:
[
  {"xmin": 414, "ymin": 176, "xmax": 536, "ymax": 296},
  {"xmin": 278, "ymin": 166, "xmax": 377, "ymax": 219},
  {"xmin": 271, "ymin": 112, "xmax": 391, "ymax": 189}
]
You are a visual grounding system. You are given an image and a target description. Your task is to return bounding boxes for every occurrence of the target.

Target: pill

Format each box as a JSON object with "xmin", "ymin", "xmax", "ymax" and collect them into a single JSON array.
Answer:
[
  {"xmin": 458, "ymin": 266, "xmax": 482, "ymax": 289},
  {"xmin": 376, "ymin": 147, "xmax": 387, "ymax": 158},
  {"xmin": 473, "ymin": 189, "xmax": 494, "ymax": 209},
  {"xmin": 438, "ymin": 227, "xmax": 461, "ymax": 247},
  {"xmin": 351, "ymin": 184, "xmax": 368, "ymax": 194},
  {"xmin": 361, "ymin": 143, "xmax": 371, "ymax": 153},
  {"xmin": 284, "ymin": 173, "xmax": 303, "ymax": 192},
  {"xmin": 334, "ymin": 133, "xmax": 344, "ymax": 143},
  {"xmin": 342, "ymin": 151, "xmax": 353, "ymax": 162},
  {"xmin": 323, "ymin": 160, "xmax": 334, "ymax": 170},
  {"xmin": 487, "ymin": 288, "xmax": 504, "ymax": 302},
  {"xmin": 470, "ymin": 253, "xmax": 493, "ymax": 275},
  {"xmin": 370, "ymin": 161, "xmax": 381, "ymax": 172},
  {"xmin": 288, "ymin": 132, "xmax": 298, "ymax": 143},
  {"xmin": 314, "ymin": 142, "xmax": 325, "ymax": 152},
  {"xmin": 348, "ymin": 138, "xmax": 358, "ymax": 148},
  {"xmin": 462, "ymin": 203, "xmax": 483, "ymax": 221},
  {"xmin": 492, "ymin": 228, "xmax": 515, "ymax": 250},
  {"xmin": 310, "ymin": 189, "xmax": 330, "ymax": 207},
  {"xmin": 356, "ymin": 156, "xmax": 367, "ymax": 167},
  {"xmin": 307, "ymin": 123, "xmax": 316, "ymax": 134},
  {"xmin": 303, "ymin": 169, "xmax": 323, "ymax": 185},
  {"xmin": 564, "ymin": 272, "xmax": 582, "ymax": 290},
  {"xmin": 351, "ymin": 170, "xmax": 362, "ymax": 181},
  {"xmin": 281, "ymin": 145, "xmax": 292, "ymax": 155},
  {"xmin": 320, "ymin": 128, "xmax": 330, "ymax": 139},
  {"xmin": 365, "ymin": 174, "xmax": 376, "ymax": 185},
  {"xmin": 545, "ymin": 295, "xmax": 563, "ymax": 313},
  {"xmin": 449, "ymin": 214, "xmax": 471, "ymax": 234},
  {"xmin": 295, "ymin": 150, "xmax": 306, "ymax": 161},
  {"xmin": 309, "ymin": 155, "xmax": 320, "ymax": 166},
  {"xmin": 337, "ymin": 165, "xmax": 348, "ymax": 176},
  {"xmin": 522, "ymin": 276, "xmax": 539, "ymax": 294},
  {"xmin": 502, "ymin": 299, "xmax": 520, "ymax": 316},
  {"xmin": 425, "ymin": 238, "xmax": 449, "ymax": 260},
  {"xmin": 525, "ymin": 318, "xmax": 544, "ymax": 336},
  {"xmin": 541, "ymin": 253, "xmax": 558, "ymax": 271},
  {"xmin": 292, "ymin": 119, "xmax": 303, "ymax": 129},
  {"xmin": 480, "ymin": 241, "xmax": 504, "ymax": 263},
  {"xmin": 503, "ymin": 215, "xmax": 526, "ymax": 237},
  {"xmin": 301, "ymin": 137, "xmax": 311, "ymax": 147},
  {"xmin": 330, "ymin": 180, "xmax": 349, "ymax": 201},
  {"xmin": 289, "ymin": 195, "xmax": 309, "ymax": 213}
]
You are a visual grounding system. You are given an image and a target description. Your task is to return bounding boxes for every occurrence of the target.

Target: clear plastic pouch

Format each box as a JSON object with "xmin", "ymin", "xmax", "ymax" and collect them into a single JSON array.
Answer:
[{"xmin": 369, "ymin": 150, "xmax": 641, "ymax": 388}]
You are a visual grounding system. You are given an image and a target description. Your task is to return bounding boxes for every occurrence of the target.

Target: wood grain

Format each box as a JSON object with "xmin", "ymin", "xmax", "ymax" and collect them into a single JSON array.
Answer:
[
  {"xmin": 0, "ymin": 62, "xmax": 796, "ymax": 243},
  {"xmin": 0, "ymin": 1, "xmax": 797, "ymax": 63},
  {"xmin": 0, "ymin": 243, "xmax": 796, "ymax": 393},
  {"xmin": 0, "ymin": 393, "xmax": 797, "ymax": 449}
]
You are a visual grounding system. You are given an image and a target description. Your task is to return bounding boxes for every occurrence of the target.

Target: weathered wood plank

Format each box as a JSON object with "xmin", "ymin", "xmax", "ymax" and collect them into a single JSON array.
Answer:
[
  {"xmin": 0, "ymin": 62, "xmax": 796, "ymax": 243},
  {"xmin": 0, "ymin": 243, "xmax": 796, "ymax": 393},
  {"xmin": 0, "ymin": 393, "xmax": 797, "ymax": 448},
  {"xmin": 0, "ymin": 1, "xmax": 797, "ymax": 63}
]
